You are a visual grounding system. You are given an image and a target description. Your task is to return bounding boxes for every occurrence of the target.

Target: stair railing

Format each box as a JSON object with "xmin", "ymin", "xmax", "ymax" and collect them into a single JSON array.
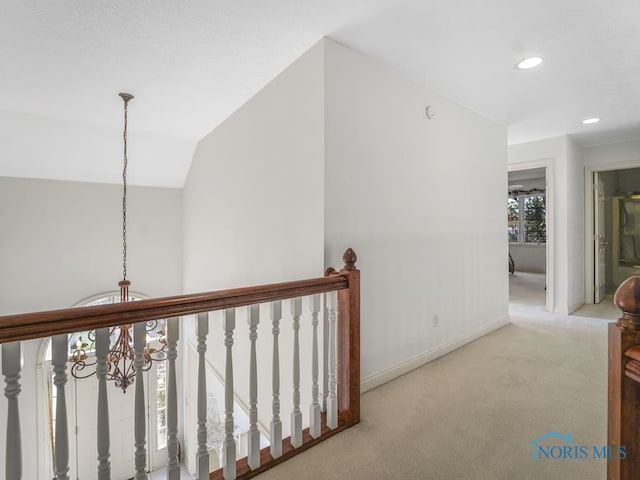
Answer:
[
  {"xmin": 608, "ymin": 276, "xmax": 640, "ymax": 480},
  {"xmin": 0, "ymin": 248, "xmax": 360, "ymax": 480}
]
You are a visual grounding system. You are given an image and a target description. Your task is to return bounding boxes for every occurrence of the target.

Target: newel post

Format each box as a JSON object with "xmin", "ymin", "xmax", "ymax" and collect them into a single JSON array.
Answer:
[
  {"xmin": 609, "ymin": 276, "xmax": 640, "ymax": 480},
  {"xmin": 330, "ymin": 248, "xmax": 361, "ymax": 427}
]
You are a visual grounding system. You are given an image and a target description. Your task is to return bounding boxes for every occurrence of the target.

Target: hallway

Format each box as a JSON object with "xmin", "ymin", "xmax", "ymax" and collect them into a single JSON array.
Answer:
[{"xmin": 256, "ymin": 280, "xmax": 615, "ymax": 479}]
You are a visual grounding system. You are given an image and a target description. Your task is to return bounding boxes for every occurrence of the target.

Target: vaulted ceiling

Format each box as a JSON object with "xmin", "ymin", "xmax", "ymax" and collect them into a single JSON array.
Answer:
[{"xmin": 2, "ymin": 0, "xmax": 639, "ymax": 187}]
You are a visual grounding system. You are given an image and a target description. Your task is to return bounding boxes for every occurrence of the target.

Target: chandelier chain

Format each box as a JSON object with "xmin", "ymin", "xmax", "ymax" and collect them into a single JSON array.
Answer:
[{"xmin": 122, "ymin": 96, "xmax": 129, "ymax": 282}]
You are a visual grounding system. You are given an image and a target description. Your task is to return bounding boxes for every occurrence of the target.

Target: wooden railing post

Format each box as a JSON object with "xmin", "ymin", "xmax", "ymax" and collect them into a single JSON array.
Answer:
[
  {"xmin": 166, "ymin": 317, "xmax": 180, "ymax": 480},
  {"xmin": 290, "ymin": 297, "xmax": 303, "ymax": 447},
  {"xmin": 196, "ymin": 313, "xmax": 210, "ymax": 480},
  {"xmin": 95, "ymin": 328, "xmax": 111, "ymax": 480},
  {"xmin": 247, "ymin": 305, "xmax": 260, "ymax": 469},
  {"xmin": 52, "ymin": 334, "xmax": 70, "ymax": 480},
  {"xmin": 222, "ymin": 309, "xmax": 236, "ymax": 480},
  {"xmin": 325, "ymin": 289, "xmax": 338, "ymax": 430},
  {"xmin": 270, "ymin": 301, "xmax": 283, "ymax": 459},
  {"xmin": 2, "ymin": 342, "xmax": 22, "ymax": 480},
  {"xmin": 609, "ymin": 276, "xmax": 640, "ymax": 480},
  {"xmin": 309, "ymin": 294, "xmax": 322, "ymax": 438},
  {"xmin": 133, "ymin": 322, "xmax": 148, "ymax": 480},
  {"xmin": 338, "ymin": 248, "xmax": 360, "ymax": 427}
]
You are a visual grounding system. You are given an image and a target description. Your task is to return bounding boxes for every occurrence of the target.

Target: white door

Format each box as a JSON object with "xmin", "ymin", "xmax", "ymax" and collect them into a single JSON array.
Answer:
[
  {"xmin": 148, "ymin": 360, "xmax": 169, "ymax": 471},
  {"xmin": 594, "ymin": 173, "xmax": 607, "ymax": 303},
  {"xmin": 73, "ymin": 376, "xmax": 136, "ymax": 479},
  {"xmin": 72, "ymin": 367, "xmax": 169, "ymax": 478}
]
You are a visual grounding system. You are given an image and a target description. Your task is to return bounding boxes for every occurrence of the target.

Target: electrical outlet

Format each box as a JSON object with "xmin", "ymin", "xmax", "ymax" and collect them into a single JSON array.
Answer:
[{"xmin": 432, "ymin": 314, "xmax": 438, "ymax": 327}]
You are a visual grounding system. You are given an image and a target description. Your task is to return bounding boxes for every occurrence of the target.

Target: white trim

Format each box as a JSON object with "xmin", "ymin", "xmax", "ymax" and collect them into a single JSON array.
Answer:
[
  {"xmin": 584, "ymin": 159, "xmax": 640, "ymax": 304},
  {"xmin": 554, "ymin": 301, "xmax": 584, "ymax": 315},
  {"xmin": 508, "ymin": 159, "xmax": 554, "ymax": 312},
  {"xmin": 361, "ymin": 316, "xmax": 510, "ymax": 393},
  {"xmin": 36, "ymin": 339, "xmax": 53, "ymax": 479},
  {"xmin": 72, "ymin": 289, "xmax": 151, "ymax": 307}
]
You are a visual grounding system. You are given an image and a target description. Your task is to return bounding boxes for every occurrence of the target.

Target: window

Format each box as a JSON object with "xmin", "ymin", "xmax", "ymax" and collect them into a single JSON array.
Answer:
[
  {"xmin": 156, "ymin": 360, "xmax": 168, "ymax": 449},
  {"xmin": 66, "ymin": 293, "xmax": 165, "ymax": 358},
  {"xmin": 508, "ymin": 194, "xmax": 546, "ymax": 243}
]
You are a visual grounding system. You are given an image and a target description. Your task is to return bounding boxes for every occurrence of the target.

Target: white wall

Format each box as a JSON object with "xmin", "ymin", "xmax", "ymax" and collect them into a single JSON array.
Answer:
[
  {"xmin": 0, "ymin": 109, "xmax": 195, "ymax": 188},
  {"xmin": 0, "ymin": 176, "xmax": 182, "ymax": 478},
  {"xmin": 510, "ymin": 244, "xmax": 545, "ymax": 273},
  {"xmin": 584, "ymin": 138, "xmax": 640, "ymax": 167},
  {"xmin": 324, "ymin": 39, "xmax": 509, "ymax": 391},
  {"xmin": 0, "ymin": 177, "xmax": 183, "ymax": 314},
  {"xmin": 183, "ymin": 42, "xmax": 325, "ymax": 292},
  {"xmin": 566, "ymin": 138, "xmax": 585, "ymax": 310},
  {"xmin": 508, "ymin": 136, "xmax": 585, "ymax": 313},
  {"xmin": 181, "ymin": 40, "xmax": 325, "ymax": 471}
]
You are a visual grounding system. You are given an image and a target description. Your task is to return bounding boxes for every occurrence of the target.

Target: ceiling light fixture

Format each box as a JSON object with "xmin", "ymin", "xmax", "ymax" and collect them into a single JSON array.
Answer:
[
  {"xmin": 516, "ymin": 57, "xmax": 543, "ymax": 70},
  {"xmin": 68, "ymin": 93, "xmax": 167, "ymax": 393},
  {"xmin": 582, "ymin": 117, "xmax": 601, "ymax": 125}
]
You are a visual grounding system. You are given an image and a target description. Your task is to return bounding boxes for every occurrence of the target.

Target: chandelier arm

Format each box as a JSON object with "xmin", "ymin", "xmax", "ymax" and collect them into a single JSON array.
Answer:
[{"xmin": 70, "ymin": 359, "xmax": 99, "ymax": 379}]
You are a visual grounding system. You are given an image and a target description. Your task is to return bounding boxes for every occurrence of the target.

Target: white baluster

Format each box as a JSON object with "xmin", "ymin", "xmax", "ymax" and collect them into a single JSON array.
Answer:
[
  {"xmin": 95, "ymin": 328, "xmax": 111, "ymax": 480},
  {"xmin": 52, "ymin": 334, "xmax": 70, "ymax": 480},
  {"xmin": 270, "ymin": 301, "xmax": 282, "ymax": 459},
  {"xmin": 2, "ymin": 342, "xmax": 22, "ymax": 480},
  {"xmin": 309, "ymin": 294, "xmax": 321, "ymax": 438},
  {"xmin": 223, "ymin": 309, "xmax": 236, "ymax": 480},
  {"xmin": 291, "ymin": 297, "xmax": 303, "ymax": 448},
  {"xmin": 167, "ymin": 317, "xmax": 180, "ymax": 480},
  {"xmin": 247, "ymin": 305, "xmax": 260, "ymax": 469},
  {"xmin": 196, "ymin": 313, "xmax": 209, "ymax": 480},
  {"xmin": 322, "ymin": 296, "xmax": 329, "ymax": 412},
  {"xmin": 327, "ymin": 291, "xmax": 338, "ymax": 429},
  {"xmin": 133, "ymin": 322, "xmax": 148, "ymax": 479}
]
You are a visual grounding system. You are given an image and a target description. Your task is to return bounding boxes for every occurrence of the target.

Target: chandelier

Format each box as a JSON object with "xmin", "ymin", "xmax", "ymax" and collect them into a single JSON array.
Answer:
[{"xmin": 68, "ymin": 93, "xmax": 167, "ymax": 392}]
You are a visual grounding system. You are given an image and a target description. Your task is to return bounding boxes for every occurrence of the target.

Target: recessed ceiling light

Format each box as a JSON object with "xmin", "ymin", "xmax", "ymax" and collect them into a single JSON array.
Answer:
[
  {"xmin": 582, "ymin": 117, "xmax": 601, "ymax": 125},
  {"xmin": 516, "ymin": 57, "xmax": 543, "ymax": 70}
]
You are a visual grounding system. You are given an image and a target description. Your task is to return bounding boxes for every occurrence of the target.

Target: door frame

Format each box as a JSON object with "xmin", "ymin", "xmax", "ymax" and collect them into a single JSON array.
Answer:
[
  {"xmin": 508, "ymin": 159, "xmax": 554, "ymax": 312},
  {"xmin": 593, "ymin": 173, "xmax": 606, "ymax": 303},
  {"xmin": 584, "ymin": 159, "xmax": 640, "ymax": 303}
]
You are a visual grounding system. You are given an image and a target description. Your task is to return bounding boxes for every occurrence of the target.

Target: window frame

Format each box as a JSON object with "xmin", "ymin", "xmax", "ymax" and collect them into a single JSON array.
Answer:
[{"xmin": 508, "ymin": 192, "xmax": 546, "ymax": 245}]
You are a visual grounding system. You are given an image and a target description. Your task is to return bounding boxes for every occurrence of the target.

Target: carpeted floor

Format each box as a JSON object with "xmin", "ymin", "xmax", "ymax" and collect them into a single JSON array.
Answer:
[{"xmin": 256, "ymin": 272, "xmax": 617, "ymax": 480}]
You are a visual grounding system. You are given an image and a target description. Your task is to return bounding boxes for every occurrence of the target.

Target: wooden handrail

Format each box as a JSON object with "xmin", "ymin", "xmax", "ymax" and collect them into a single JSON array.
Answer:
[
  {"xmin": 0, "ymin": 275, "xmax": 348, "ymax": 345},
  {"xmin": 608, "ymin": 276, "xmax": 640, "ymax": 480},
  {"xmin": 0, "ymin": 248, "xmax": 361, "ymax": 480}
]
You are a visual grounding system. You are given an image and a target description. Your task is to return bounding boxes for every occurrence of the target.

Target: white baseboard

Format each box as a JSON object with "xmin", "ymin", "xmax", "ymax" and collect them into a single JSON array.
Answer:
[
  {"xmin": 555, "ymin": 301, "xmax": 584, "ymax": 315},
  {"xmin": 360, "ymin": 315, "xmax": 510, "ymax": 393}
]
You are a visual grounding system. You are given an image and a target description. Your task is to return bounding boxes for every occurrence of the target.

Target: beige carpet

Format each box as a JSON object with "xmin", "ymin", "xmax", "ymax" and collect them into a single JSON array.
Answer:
[{"xmin": 256, "ymin": 274, "xmax": 615, "ymax": 480}]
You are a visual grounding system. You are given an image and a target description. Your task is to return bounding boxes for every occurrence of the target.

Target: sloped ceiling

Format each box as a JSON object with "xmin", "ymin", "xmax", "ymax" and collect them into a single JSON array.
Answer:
[{"xmin": 2, "ymin": 0, "xmax": 639, "ymax": 187}]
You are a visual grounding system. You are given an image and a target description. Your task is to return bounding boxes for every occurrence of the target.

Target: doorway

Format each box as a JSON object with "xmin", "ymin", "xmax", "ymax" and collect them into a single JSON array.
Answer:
[
  {"xmin": 586, "ymin": 166, "xmax": 640, "ymax": 303},
  {"xmin": 508, "ymin": 163, "xmax": 553, "ymax": 311}
]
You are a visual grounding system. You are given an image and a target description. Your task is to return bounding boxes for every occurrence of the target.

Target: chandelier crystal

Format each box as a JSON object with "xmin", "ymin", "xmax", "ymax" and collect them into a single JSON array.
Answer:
[{"xmin": 68, "ymin": 93, "xmax": 167, "ymax": 392}]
